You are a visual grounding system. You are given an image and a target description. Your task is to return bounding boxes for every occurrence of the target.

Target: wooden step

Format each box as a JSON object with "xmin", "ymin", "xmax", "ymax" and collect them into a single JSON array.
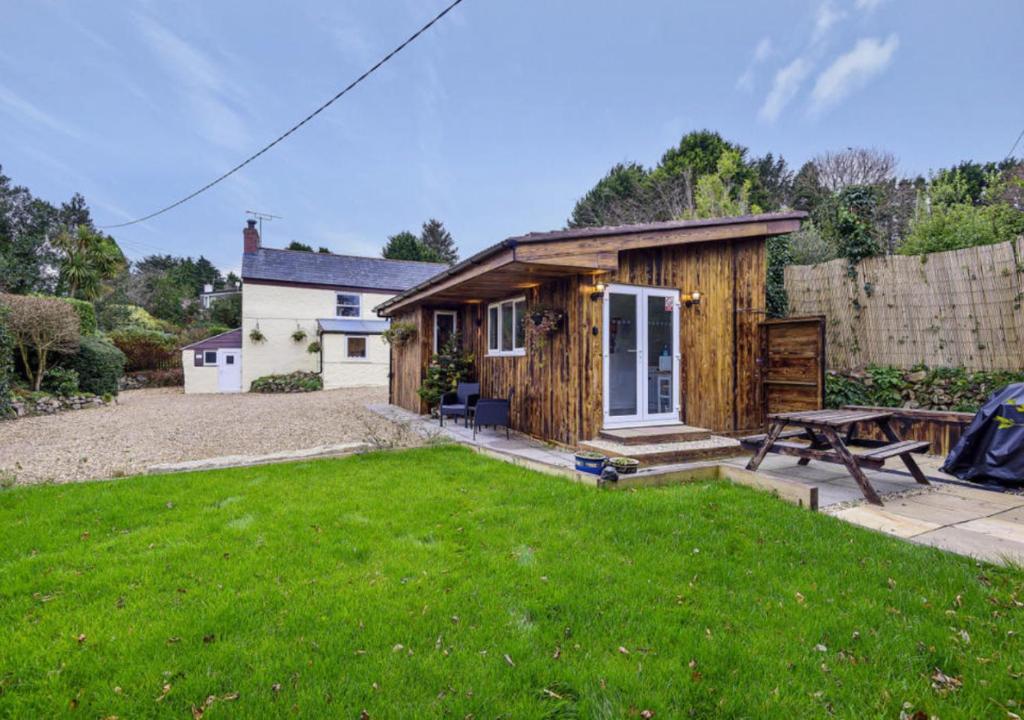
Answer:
[
  {"xmin": 581, "ymin": 435, "xmax": 742, "ymax": 466},
  {"xmin": 598, "ymin": 424, "xmax": 711, "ymax": 445}
]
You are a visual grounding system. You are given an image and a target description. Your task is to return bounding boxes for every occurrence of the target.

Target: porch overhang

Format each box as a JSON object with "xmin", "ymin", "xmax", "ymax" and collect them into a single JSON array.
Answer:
[{"xmin": 375, "ymin": 211, "xmax": 805, "ymax": 316}]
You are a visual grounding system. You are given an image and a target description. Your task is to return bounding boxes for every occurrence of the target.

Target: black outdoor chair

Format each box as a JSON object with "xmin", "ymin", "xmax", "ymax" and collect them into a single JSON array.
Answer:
[
  {"xmin": 472, "ymin": 388, "xmax": 515, "ymax": 440},
  {"xmin": 439, "ymin": 382, "xmax": 480, "ymax": 427}
]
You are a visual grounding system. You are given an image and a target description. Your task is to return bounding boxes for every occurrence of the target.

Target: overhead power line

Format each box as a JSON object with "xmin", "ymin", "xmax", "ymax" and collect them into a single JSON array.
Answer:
[
  {"xmin": 1007, "ymin": 125, "xmax": 1024, "ymax": 161},
  {"xmin": 100, "ymin": 0, "xmax": 466, "ymax": 229}
]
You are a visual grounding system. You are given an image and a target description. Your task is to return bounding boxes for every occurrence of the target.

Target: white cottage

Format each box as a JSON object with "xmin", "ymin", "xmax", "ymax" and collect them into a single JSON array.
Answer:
[{"xmin": 182, "ymin": 220, "xmax": 444, "ymax": 394}]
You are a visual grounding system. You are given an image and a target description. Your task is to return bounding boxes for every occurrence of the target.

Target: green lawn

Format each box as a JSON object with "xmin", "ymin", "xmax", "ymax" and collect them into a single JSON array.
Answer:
[{"xmin": 0, "ymin": 446, "xmax": 1021, "ymax": 718}]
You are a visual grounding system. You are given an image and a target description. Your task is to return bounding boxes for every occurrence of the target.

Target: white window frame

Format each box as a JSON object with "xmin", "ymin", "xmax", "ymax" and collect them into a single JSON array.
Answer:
[
  {"xmin": 433, "ymin": 310, "xmax": 458, "ymax": 353},
  {"xmin": 336, "ymin": 293, "xmax": 361, "ymax": 317},
  {"xmin": 344, "ymin": 335, "xmax": 369, "ymax": 361},
  {"xmin": 203, "ymin": 350, "xmax": 218, "ymax": 366},
  {"xmin": 486, "ymin": 296, "xmax": 526, "ymax": 357}
]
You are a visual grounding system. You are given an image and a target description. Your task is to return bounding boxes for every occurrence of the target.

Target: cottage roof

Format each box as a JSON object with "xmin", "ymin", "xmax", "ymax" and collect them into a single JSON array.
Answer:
[{"xmin": 242, "ymin": 247, "xmax": 446, "ymax": 293}]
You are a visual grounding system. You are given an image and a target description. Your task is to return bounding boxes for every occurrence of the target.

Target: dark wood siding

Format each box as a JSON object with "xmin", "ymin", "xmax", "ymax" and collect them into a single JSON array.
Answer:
[{"xmin": 388, "ymin": 236, "xmax": 770, "ymax": 445}]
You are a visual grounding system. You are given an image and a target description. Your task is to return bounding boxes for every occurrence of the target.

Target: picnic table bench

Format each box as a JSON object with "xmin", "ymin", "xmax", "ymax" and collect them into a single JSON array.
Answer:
[{"xmin": 740, "ymin": 409, "xmax": 930, "ymax": 505}]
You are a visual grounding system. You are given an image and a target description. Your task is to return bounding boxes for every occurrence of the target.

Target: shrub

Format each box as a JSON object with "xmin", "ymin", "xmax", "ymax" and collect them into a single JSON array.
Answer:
[
  {"xmin": 96, "ymin": 303, "xmax": 164, "ymax": 333},
  {"xmin": 899, "ymin": 202, "xmax": 1024, "ymax": 255},
  {"xmin": 0, "ymin": 304, "xmax": 14, "ymax": 418},
  {"xmin": 67, "ymin": 336, "xmax": 126, "ymax": 395},
  {"xmin": 177, "ymin": 324, "xmax": 231, "ymax": 348},
  {"xmin": 108, "ymin": 328, "xmax": 179, "ymax": 371},
  {"xmin": 250, "ymin": 371, "xmax": 322, "ymax": 393},
  {"xmin": 42, "ymin": 366, "xmax": 80, "ymax": 397},
  {"xmin": 1, "ymin": 293, "xmax": 80, "ymax": 391},
  {"xmin": 417, "ymin": 336, "xmax": 475, "ymax": 411},
  {"xmin": 825, "ymin": 364, "xmax": 1024, "ymax": 413},
  {"xmin": 62, "ymin": 298, "xmax": 97, "ymax": 336},
  {"xmin": 139, "ymin": 368, "xmax": 184, "ymax": 387}
]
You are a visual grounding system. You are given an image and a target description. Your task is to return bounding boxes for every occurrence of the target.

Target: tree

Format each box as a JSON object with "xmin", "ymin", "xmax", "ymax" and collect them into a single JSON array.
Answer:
[
  {"xmin": 812, "ymin": 148, "xmax": 897, "ymax": 193},
  {"xmin": 568, "ymin": 162, "xmax": 652, "ymax": 228},
  {"xmin": 382, "ymin": 231, "xmax": 443, "ymax": 262},
  {"xmin": 420, "ymin": 219, "xmax": 458, "ymax": 265},
  {"xmin": 0, "ymin": 165, "xmax": 59, "ymax": 295},
  {"xmin": 286, "ymin": 241, "xmax": 314, "ymax": 252},
  {"xmin": 819, "ymin": 185, "xmax": 885, "ymax": 273},
  {"xmin": 749, "ymin": 153, "xmax": 794, "ymax": 211},
  {"xmin": 653, "ymin": 129, "xmax": 754, "ymax": 185},
  {"xmin": 317, "ymin": 246, "xmax": 331, "ymax": 254},
  {"xmin": 686, "ymin": 150, "xmax": 762, "ymax": 219},
  {"xmin": 53, "ymin": 225, "xmax": 126, "ymax": 300},
  {"xmin": 1, "ymin": 293, "xmax": 80, "ymax": 390},
  {"xmin": 209, "ymin": 294, "xmax": 242, "ymax": 327}
]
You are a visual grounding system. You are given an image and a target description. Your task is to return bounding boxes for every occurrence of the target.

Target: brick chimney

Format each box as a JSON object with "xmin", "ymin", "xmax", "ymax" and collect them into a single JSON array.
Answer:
[{"xmin": 243, "ymin": 219, "xmax": 260, "ymax": 254}]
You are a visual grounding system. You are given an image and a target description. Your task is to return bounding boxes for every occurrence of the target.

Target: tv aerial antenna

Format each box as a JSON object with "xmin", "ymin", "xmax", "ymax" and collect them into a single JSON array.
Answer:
[{"xmin": 245, "ymin": 210, "xmax": 282, "ymax": 237}]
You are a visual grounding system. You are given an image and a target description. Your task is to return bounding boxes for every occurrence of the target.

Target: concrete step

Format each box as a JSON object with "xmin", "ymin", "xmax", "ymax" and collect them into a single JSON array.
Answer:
[
  {"xmin": 599, "ymin": 424, "xmax": 711, "ymax": 445},
  {"xmin": 580, "ymin": 435, "xmax": 743, "ymax": 466}
]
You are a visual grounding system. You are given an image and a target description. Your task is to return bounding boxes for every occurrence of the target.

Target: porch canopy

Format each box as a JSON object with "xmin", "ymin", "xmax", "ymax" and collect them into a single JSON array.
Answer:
[{"xmin": 374, "ymin": 212, "xmax": 805, "ymax": 315}]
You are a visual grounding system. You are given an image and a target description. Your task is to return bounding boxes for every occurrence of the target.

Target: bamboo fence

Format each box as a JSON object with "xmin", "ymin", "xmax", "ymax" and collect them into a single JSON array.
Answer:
[{"xmin": 784, "ymin": 238, "xmax": 1024, "ymax": 371}]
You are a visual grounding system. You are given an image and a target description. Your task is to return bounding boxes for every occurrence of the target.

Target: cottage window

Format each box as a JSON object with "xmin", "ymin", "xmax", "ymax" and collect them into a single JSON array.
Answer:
[
  {"xmin": 345, "ymin": 336, "xmax": 367, "ymax": 359},
  {"xmin": 336, "ymin": 293, "xmax": 361, "ymax": 317},
  {"xmin": 203, "ymin": 350, "xmax": 218, "ymax": 365},
  {"xmin": 487, "ymin": 297, "xmax": 525, "ymax": 356}
]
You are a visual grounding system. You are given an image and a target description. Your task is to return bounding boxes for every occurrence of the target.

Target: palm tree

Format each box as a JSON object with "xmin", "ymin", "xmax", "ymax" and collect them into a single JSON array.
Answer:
[{"xmin": 54, "ymin": 225, "xmax": 126, "ymax": 300}]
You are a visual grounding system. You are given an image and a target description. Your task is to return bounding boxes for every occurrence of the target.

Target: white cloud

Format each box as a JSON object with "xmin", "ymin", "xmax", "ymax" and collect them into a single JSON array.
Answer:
[
  {"xmin": 855, "ymin": 0, "xmax": 888, "ymax": 12},
  {"xmin": 811, "ymin": 34, "xmax": 899, "ymax": 113},
  {"xmin": 0, "ymin": 83, "xmax": 83, "ymax": 139},
  {"xmin": 134, "ymin": 14, "xmax": 252, "ymax": 151},
  {"xmin": 813, "ymin": 1, "xmax": 846, "ymax": 43},
  {"xmin": 758, "ymin": 57, "xmax": 811, "ymax": 122},
  {"xmin": 736, "ymin": 36, "xmax": 774, "ymax": 92}
]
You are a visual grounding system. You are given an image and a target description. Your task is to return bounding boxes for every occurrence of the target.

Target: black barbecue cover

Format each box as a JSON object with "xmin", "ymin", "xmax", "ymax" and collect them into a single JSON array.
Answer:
[{"xmin": 942, "ymin": 383, "xmax": 1024, "ymax": 485}]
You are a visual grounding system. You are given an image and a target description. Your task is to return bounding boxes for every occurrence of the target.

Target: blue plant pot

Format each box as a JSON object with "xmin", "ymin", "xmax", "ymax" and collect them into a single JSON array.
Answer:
[{"xmin": 574, "ymin": 454, "xmax": 606, "ymax": 475}]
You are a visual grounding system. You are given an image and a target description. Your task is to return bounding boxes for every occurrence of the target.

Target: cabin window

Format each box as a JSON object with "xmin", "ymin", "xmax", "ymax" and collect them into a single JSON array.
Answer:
[
  {"xmin": 345, "ymin": 336, "xmax": 367, "ymax": 359},
  {"xmin": 336, "ymin": 293, "xmax": 361, "ymax": 317},
  {"xmin": 487, "ymin": 297, "xmax": 525, "ymax": 356},
  {"xmin": 203, "ymin": 350, "xmax": 218, "ymax": 365}
]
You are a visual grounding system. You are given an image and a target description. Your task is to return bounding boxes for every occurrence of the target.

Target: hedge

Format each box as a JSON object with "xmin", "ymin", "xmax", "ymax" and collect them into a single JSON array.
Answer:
[
  {"xmin": 250, "ymin": 371, "xmax": 322, "ymax": 393},
  {"xmin": 108, "ymin": 328, "xmax": 179, "ymax": 371},
  {"xmin": 67, "ymin": 336, "xmax": 126, "ymax": 396},
  {"xmin": 63, "ymin": 298, "xmax": 97, "ymax": 336},
  {"xmin": 0, "ymin": 303, "xmax": 13, "ymax": 418}
]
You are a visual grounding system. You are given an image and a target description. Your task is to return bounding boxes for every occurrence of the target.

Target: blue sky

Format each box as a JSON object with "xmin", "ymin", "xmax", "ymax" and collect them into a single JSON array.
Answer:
[{"xmin": 2, "ymin": 1, "xmax": 1022, "ymax": 274}]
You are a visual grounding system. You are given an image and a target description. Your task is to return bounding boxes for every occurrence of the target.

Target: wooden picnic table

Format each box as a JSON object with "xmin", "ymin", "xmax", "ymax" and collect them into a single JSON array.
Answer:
[{"xmin": 740, "ymin": 409, "xmax": 930, "ymax": 505}]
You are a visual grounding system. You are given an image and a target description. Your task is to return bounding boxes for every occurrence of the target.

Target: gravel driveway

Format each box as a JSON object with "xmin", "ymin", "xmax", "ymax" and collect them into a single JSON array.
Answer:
[{"xmin": 0, "ymin": 387, "xmax": 411, "ymax": 486}]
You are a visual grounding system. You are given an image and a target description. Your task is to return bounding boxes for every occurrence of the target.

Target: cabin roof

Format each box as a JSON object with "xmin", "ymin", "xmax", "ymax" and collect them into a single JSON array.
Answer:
[{"xmin": 375, "ymin": 211, "xmax": 806, "ymax": 315}]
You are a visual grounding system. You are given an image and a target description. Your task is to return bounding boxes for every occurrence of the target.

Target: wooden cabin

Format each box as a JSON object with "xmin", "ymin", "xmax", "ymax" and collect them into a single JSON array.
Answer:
[{"xmin": 376, "ymin": 212, "xmax": 807, "ymax": 448}]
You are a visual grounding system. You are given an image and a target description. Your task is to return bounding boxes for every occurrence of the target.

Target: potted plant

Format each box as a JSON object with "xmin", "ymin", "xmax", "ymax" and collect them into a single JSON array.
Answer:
[
  {"xmin": 574, "ymin": 450, "xmax": 607, "ymax": 475},
  {"xmin": 608, "ymin": 456, "xmax": 640, "ymax": 474},
  {"xmin": 249, "ymin": 327, "xmax": 266, "ymax": 343},
  {"xmin": 291, "ymin": 327, "xmax": 307, "ymax": 343},
  {"xmin": 525, "ymin": 305, "xmax": 566, "ymax": 364},
  {"xmin": 306, "ymin": 340, "xmax": 321, "ymax": 354}
]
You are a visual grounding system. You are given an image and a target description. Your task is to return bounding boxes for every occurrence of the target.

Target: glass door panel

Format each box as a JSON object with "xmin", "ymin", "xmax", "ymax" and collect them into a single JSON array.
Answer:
[
  {"xmin": 646, "ymin": 294, "xmax": 675, "ymax": 416},
  {"xmin": 607, "ymin": 291, "xmax": 639, "ymax": 418}
]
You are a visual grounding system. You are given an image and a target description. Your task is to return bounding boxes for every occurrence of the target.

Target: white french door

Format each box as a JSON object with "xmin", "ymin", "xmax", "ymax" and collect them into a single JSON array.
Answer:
[{"xmin": 602, "ymin": 284, "xmax": 680, "ymax": 428}]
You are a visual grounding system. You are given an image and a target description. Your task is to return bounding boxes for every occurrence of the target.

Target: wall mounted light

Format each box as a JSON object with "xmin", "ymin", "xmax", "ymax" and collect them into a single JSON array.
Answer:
[
  {"xmin": 589, "ymin": 282, "xmax": 607, "ymax": 301},
  {"xmin": 681, "ymin": 291, "xmax": 702, "ymax": 307}
]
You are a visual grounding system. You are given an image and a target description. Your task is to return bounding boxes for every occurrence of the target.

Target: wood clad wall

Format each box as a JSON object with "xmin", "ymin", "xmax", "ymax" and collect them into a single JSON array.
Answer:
[
  {"xmin": 388, "ymin": 236, "xmax": 769, "ymax": 444},
  {"xmin": 388, "ymin": 306, "xmax": 430, "ymax": 414}
]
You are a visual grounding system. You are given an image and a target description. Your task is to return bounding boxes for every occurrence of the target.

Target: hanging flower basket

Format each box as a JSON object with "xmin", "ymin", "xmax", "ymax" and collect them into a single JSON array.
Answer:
[
  {"xmin": 525, "ymin": 305, "xmax": 565, "ymax": 365},
  {"xmin": 249, "ymin": 328, "xmax": 266, "ymax": 344}
]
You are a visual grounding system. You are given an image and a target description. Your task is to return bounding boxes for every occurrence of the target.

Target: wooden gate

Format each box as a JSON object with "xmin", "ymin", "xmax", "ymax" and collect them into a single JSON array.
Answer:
[{"xmin": 759, "ymin": 316, "xmax": 825, "ymax": 421}]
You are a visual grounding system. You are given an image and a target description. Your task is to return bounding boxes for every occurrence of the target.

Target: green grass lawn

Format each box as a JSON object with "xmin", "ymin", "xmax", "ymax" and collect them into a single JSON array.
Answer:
[{"xmin": 1, "ymin": 445, "xmax": 1022, "ymax": 719}]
